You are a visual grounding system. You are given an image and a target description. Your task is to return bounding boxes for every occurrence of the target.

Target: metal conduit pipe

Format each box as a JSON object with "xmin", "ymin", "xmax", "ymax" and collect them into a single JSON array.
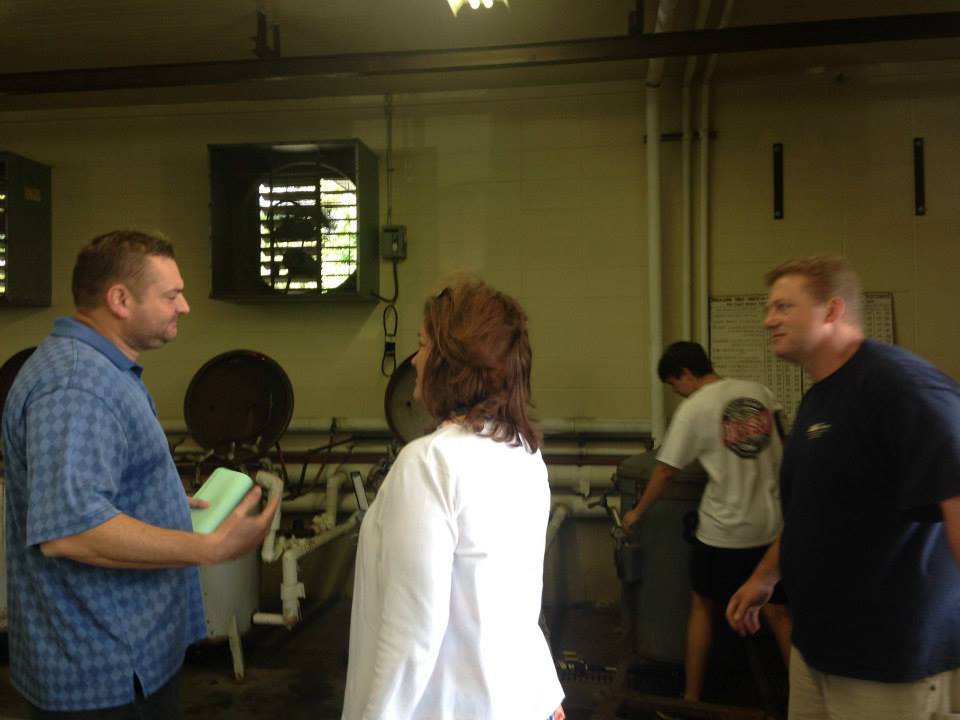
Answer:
[
  {"xmin": 680, "ymin": 78, "xmax": 693, "ymax": 342},
  {"xmin": 164, "ymin": 417, "xmax": 650, "ymax": 437},
  {"xmin": 681, "ymin": 0, "xmax": 712, "ymax": 340},
  {"xmin": 271, "ymin": 444, "xmax": 643, "ymax": 458},
  {"xmin": 646, "ymin": 79, "xmax": 664, "ymax": 446},
  {"xmin": 547, "ymin": 447, "xmax": 642, "ymax": 456},
  {"xmin": 646, "ymin": 0, "xmax": 679, "ymax": 447},
  {"xmin": 696, "ymin": 66, "xmax": 712, "ymax": 344},
  {"xmin": 697, "ymin": 0, "xmax": 735, "ymax": 347},
  {"xmin": 540, "ymin": 419, "xmax": 648, "ymax": 436}
]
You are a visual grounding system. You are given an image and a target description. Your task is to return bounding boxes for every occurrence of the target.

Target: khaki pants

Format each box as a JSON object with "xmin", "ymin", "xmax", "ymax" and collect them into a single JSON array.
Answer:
[{"xmin": 790, "ymin": 646, "xmax": 960, "ymax": 720}]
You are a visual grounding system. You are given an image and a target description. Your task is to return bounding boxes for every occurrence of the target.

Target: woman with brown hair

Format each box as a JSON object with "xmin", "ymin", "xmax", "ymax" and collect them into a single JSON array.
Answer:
[{"xmin": 342, "ymin": 280, "xmax": 565, "ymax": 720}]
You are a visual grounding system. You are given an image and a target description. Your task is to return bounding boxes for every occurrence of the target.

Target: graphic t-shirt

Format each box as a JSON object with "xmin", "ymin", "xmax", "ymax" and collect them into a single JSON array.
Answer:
[{"xmin": 658, "ymin": 378, "xmax": 783, "ymax": 548}]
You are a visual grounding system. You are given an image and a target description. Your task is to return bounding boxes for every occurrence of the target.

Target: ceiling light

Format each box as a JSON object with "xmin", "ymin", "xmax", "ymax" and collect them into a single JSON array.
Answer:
[{"xmin": 447, "ymin": 0, "xmax": 508, "ymax": 15}]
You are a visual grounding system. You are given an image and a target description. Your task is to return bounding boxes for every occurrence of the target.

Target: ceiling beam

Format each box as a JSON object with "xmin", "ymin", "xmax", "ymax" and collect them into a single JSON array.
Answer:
[{"xmin": 2, "ymin": 12, "xmax": 960, "ymax": 95}]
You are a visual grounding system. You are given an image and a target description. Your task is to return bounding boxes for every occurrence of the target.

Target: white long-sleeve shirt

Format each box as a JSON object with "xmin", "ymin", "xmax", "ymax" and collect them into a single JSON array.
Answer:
[{"xmin": 341, "ymin": 423, "xmax": 564, "ymax": 720}]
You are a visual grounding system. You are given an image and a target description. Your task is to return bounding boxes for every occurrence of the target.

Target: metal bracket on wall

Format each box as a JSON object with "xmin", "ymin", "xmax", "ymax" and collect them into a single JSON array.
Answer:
[
  {"xmin": 913, "ymin": 137, "xmax": 926, "ymax": 216},
  {"xmin": 254, "ymin": 11, "xmax": 281, "ymax": 60},
  {"xmin": 773, "ymin": 142, "xmax": 784, "ymax": 220}
]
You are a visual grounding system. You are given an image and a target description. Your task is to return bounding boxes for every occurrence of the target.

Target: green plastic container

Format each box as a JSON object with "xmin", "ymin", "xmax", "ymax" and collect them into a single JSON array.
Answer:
[{"xmin": 190, "ymin": 467, "xmax": 254, "ymax": 534}]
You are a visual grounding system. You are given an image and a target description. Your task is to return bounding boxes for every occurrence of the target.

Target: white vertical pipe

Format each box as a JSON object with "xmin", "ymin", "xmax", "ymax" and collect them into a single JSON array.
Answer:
[
  {"xmin": 545, "ymin": 504, "xmax": 570, "ymax": 552},
  {"xmin": 256, "ymin": 470, "xmax": 285, "ymax": 562},
  {"xmin": 322, "ymin": 470, "xmax": 347, "ymax": 530},
  {"xmin": 646, "ymin": 0, "xmax": 678, "ymax": 448},
  {"xmin": 696, "ymin": 81, "xmax": 711, "ymax": 347},
  {"xmin": 646, "ymin": 82, "xmax": 664, "ymax": 446},
  {"xmin": 681, "ymin": 1, "xmax": 711, "ymax": 341},
  {"xmin": 279, "ymin": 551, "xmax": 307, "ymax": 624},
  {"xmin": 681, "ymin": 83, "xmax": 693, "ymax": 341},
  {"xmin": 696, "ymin": 0, "xmax": 734, "ymax": 348}
]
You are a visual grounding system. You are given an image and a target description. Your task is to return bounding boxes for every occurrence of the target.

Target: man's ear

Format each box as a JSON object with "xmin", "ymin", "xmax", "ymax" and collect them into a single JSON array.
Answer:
[
  {"xmin": 104, "ymin": 282, "xmax": 134, "ymax": 318},
  {"xmin": 824, "ymin": 296, "xmax": 846, "ymax": 324}
]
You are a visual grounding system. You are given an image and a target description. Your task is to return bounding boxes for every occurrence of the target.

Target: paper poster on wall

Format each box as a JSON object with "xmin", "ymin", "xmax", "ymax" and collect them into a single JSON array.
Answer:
[
  {"xmin": 862, "ymin": 292, "xmax": 896, "ymax": 345},
  {"xmin": 709, "ymin": 292, "xmax": 895, "ymax": 431}
]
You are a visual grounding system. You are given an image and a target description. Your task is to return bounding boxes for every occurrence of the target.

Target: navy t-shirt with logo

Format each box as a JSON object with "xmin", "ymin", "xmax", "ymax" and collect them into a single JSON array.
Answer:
[{"xmin": 781, "ymin": 340, "xmax": 960, "ymax": 682}]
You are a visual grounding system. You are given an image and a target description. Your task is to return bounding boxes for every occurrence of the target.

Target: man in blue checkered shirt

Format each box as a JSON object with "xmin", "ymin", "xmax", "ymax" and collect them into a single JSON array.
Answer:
[{"xmin": 2, "ymin": 231, "xmax": 280, "ymax": 719}]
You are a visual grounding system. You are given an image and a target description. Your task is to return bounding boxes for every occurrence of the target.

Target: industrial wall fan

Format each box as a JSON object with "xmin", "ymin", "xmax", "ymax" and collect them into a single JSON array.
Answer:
[{"xmin": 209, "ymin": 140, "xmax": 380, "ymax": 303}]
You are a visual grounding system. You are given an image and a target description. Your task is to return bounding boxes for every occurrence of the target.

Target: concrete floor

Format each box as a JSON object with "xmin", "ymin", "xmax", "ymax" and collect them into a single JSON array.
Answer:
[
  {"xmin": 0, "ymin": 599, "xmax": 353, "ymax": 720},
  {"xmin": 0, "ymin": 600, "xmax": 783, "ymax": 720}
]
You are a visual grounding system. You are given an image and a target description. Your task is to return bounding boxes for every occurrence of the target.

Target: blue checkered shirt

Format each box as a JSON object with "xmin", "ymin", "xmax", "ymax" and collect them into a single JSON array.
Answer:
[{"xmin": 2, "ymin": 317, "xmax": 206, "ymax": 711}]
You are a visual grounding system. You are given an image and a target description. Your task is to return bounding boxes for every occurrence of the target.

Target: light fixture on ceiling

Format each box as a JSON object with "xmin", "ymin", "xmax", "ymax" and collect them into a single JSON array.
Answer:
[{"xmin": 447, "ymin": 0, "xmax": 508, "ymax": 15}]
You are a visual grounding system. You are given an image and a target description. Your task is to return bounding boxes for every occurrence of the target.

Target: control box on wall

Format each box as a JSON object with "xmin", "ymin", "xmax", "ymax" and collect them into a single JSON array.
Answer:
[
  {"xmin": 209, "ymin": 140, "xmax": 379, "ymax": 303},
  {"xmin": 0, "ymin": 152, "xmax": 51, "ymax": 307}
]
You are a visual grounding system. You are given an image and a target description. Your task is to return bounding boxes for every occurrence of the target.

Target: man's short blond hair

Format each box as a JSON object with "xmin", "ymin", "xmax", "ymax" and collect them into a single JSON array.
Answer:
[{"xmin": 765, "ymin": 256, "xmax": 863, "ymax": 326}]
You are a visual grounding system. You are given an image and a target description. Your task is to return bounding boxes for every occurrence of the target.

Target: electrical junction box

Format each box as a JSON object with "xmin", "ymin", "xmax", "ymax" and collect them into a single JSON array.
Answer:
[{"xmin": 380, "ymin": 225, "xmax": 407, "ymax": 260}]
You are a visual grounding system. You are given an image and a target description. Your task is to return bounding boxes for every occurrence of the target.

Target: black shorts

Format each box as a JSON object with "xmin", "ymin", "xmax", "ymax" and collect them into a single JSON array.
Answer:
[{"xmin": 690, "ymin": 537, "xmax": 788, "ymax": 606}]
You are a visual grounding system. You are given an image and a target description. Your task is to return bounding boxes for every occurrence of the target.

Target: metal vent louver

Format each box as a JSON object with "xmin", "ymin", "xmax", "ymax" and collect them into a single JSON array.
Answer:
[
  {"xmin": 209, "ymin": 139, "xmax": 378, "ymax": 303},
  {"xmin": 258, "ymin": 161, "xmax": 358, "ymax": 295}
]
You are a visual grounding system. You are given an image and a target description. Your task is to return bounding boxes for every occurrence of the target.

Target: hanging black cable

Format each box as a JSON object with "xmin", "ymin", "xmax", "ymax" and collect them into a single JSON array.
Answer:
[
  {"xmin": 376, "ymin": 92, "xmax": 401, "ymax": 376},
  {"xmin": 381, "ymin": 301, "xmax": 398, "ymax": 377}
]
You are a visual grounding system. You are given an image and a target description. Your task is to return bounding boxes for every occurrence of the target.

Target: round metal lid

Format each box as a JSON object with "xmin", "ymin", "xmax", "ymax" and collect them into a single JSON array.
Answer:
[
  {"xmin": 184, "ymin": 350, "xmax": 294, "ymax": 461},
  {"xmin": 0, "ymin": 347, "xmax": 35, "ymax": 429},
  {"xmin": 384, "ymin": 352, "xmax": 435, "ymax": 445}
]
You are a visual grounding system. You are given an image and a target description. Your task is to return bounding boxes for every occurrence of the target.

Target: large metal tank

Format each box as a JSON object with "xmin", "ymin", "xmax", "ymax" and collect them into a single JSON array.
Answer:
[{"xmin": 614, "ymin": 452, "xmax": 706, "ymax": 664}]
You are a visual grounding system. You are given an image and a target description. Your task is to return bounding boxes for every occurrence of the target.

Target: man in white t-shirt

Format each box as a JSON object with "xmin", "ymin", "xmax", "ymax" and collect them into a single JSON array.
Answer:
[{"xmin": 622, "ymin": 341, "xmax": 792, "ymax": 702}]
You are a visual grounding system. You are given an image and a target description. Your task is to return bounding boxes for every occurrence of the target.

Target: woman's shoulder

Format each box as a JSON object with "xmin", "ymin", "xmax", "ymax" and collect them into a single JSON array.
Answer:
[
  {"xmin": 396, "ymin": 422, "xmax": 536, "ymax": 469},
  {"xmin": 393, "ymin": 423, "xmax": 471, "ymax": 465},
  {"xmin": 383, "ymin": 425, "xmax": 483, "ymax": 502}
]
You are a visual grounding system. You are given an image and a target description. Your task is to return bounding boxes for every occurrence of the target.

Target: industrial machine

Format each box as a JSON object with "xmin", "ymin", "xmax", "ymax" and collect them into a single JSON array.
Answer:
[
  {"xmin": 593, "ymin": 454, "xmax": 786, "ymax": 720},
  {"xmin": 180, "ymin": 349, "xmax": 363, "ymax": 680}
]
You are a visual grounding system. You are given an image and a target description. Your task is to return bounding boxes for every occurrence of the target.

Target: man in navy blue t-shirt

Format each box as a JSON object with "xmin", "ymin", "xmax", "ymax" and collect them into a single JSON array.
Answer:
[{"xmin": 726, "ymin": 256, "xmax": 960, "ymax": 719}]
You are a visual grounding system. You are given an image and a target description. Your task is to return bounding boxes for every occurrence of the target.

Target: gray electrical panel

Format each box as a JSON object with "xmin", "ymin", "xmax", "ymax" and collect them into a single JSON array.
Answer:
[{"xmin": 0, "ymin": 152, "xmax": 51, "ymax": 307}]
